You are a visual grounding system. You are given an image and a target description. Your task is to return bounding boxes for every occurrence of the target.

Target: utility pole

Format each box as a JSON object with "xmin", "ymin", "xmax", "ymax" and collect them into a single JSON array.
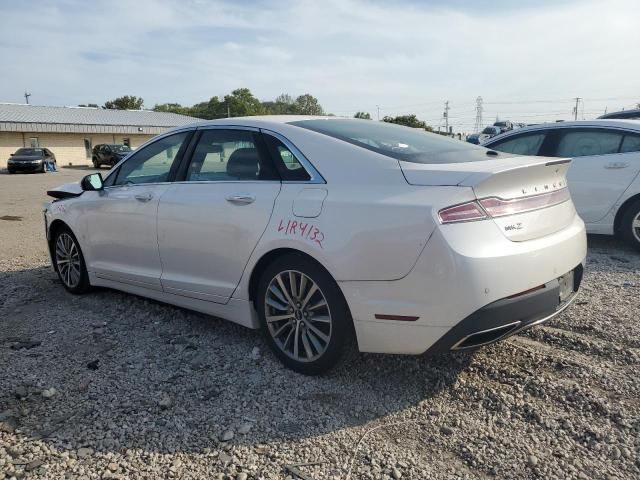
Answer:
[
  {"xmin": 473, "ymin": 96, "xmax": 483, "ymax": 132},
  {"xmin": 573, "ymin": 97, "xmax": 581, "ymax": 121},
  {"xmin": 443, "ymin": 100, "xmax": 450, "ymax": 134},
  {"xmin": 376, "ymin": 105, "xmax": 380, "ymax": 121},
  {"xmin": 227, "ymin": 103, "xmax": 231, "ymax": 118},
  {"xmin": 24, "ymin": 92, "xmax": 31, "ymax": 104}
]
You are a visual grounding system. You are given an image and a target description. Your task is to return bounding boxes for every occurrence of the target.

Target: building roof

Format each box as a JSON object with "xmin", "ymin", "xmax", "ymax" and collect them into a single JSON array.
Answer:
[{"xmin": 0, "ymin": 103, "xmax": 198, "ymax": 135}]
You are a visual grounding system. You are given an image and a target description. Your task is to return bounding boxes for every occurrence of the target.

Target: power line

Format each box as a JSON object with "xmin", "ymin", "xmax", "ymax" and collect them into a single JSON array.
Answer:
[{"xmin": 473, "ymin": 96, "xmax": 483, "ymax": 133}]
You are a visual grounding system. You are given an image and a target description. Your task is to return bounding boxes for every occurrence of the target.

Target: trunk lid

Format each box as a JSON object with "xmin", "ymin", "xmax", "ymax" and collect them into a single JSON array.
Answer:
[{"xmin": 400, "ymin": 156, "xmax": 576, "ymax": 241}]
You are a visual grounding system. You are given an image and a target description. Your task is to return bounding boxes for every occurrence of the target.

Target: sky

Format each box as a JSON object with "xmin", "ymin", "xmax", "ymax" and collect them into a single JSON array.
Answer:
[{"xmin": 0, "ymin": 0, "xmax": 638, "ymax": 132}]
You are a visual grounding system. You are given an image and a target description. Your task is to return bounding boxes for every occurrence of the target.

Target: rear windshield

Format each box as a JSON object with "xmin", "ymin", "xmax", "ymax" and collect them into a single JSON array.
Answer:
[
  {"xmin": 110, "ymin": 145, "xmax": 131, "ymax": 152},
  {"xmin": 15, "ymin": 148, "xmax": 43, "ymax": 156},
  {"xmin": 289, "ymin": 119, "xmax": 489, "ymax": 164}
]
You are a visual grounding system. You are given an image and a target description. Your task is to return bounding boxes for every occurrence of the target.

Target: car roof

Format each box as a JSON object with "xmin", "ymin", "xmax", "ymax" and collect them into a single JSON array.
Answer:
[
  {"xmin": 598, "ymin": 108, "xmax": 640, "ymax": 119},
  {"xmin": 175, "ymin": 115, "xmax": 356, "ymax": 131},
  {"xmin": 485, "ymin": 119, "xmax": 640, "ymax": 144}
]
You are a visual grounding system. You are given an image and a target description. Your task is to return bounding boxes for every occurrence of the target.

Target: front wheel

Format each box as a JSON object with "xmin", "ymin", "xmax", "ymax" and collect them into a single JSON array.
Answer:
[
  {"xmin": 52, "ymin": 227, "xmax": 91, "ymax": 294},
  {"xmin": 620, "ymin": 199, "xmax": 640, "ymax": 251},
  {"xmin": 257, "ymin": 254, "xmax": 352, "ymax": 375},
  {"xmin": 92, "ymin": 157, "xmax": 99, "ymax": 169}
]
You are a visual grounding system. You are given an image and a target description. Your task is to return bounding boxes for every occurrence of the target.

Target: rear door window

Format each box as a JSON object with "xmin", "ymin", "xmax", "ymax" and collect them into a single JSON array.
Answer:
[
  {"xmin": 263, "ymin": 134, "xmax": 311, "ymax": 181},
  {"xmin": 185, "ymin": 129, "xmax": 279, "ymax": 182},
  {"xmin": 620, "ymin": 134, "xmax": 640, "ymax": 153},
  {"xmin": 554, "ymin": 130, "xmax": 623, "ymax": 157},
  {"xmin": 487, "ymin": 133, "xmax": 546, "ymax": 156}
]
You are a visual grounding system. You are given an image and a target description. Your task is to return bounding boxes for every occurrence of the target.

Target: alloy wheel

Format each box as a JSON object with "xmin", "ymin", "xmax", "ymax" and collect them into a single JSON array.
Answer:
[
  {"xmin": 632, "ymin": 211, "xmax": 640, "ymax": 244},
  {"xmin": 55, "ymin": 233, "xmax": 82, "ymax": 288},
  {"xmin": 264, "ymin": 270, "xmax": 332, "ymax": 362}
]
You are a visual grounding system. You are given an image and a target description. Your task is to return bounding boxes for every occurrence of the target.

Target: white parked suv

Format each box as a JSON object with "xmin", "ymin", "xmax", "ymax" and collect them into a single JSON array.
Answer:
[
  {"xmin": 484, "ymin": 120, "xmax": 640, "ymax": 249},
  {"xmin": 45, "ymin": 117, "xmax": 586, "ymax": 373}
]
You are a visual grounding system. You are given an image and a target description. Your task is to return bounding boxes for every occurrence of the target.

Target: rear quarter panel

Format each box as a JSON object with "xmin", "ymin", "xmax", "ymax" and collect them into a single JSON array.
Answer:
[{"xmin": 233, "ymin": 125, "xmax": 478, "ymax": 298}]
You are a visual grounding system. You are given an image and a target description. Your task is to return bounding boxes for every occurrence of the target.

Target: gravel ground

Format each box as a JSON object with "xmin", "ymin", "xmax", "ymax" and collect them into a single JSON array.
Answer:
[{"xmin": 1, "ymin": 168, "xmax": 639, "ymax": 480}]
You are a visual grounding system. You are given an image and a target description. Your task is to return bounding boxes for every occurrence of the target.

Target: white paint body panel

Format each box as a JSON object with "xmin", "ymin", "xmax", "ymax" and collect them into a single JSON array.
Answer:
[
  {"xmin": 44, "ymin": 116, "xmax": 587, "ymax": 353},
  {"xmin": 157, "ymin": 181, "xmax": 281, "ymax": 302}
]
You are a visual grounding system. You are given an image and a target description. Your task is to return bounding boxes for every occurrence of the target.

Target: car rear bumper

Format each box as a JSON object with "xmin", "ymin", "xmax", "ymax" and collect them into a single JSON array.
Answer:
[
  {"xmin": 425, "ymin": 264, "xmax": 583, "ymax": 354},
  {"xmin": 340, "ymin": 213, "xmax": 587, "ymax": 354}
]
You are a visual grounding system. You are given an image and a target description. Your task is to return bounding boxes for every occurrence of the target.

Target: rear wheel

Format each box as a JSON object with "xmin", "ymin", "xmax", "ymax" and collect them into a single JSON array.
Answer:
[
  {"xmin": 620, "ymin": 199, "xmax": 640, "ymax": 251},
  {"xmin": 52, "ymin": 226, "xmax": 91, "ymax": 294},
  {"xmin": 256, "ymin": 254, "xmax": 352, "ymax": 375}
]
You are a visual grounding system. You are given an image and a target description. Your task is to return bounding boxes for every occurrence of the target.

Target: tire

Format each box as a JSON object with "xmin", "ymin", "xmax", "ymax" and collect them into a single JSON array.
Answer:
[
  {"xmin": 92, "ymin": 157, "xmax": 99, "ymax": 169},
  {"xmin": 52, "ymin": 226, "xmax": 91, "ymax": 294},
  {"xmin": 256, "ymin": 253, "xmax": 352, "ymax": 375},
  {"xmin": 8, "ymin": 170, "xmax": 15, "ymax": 174},
  {"xmin": 620, "ymin": 199, "xmax": 640, "ymax": 251}
]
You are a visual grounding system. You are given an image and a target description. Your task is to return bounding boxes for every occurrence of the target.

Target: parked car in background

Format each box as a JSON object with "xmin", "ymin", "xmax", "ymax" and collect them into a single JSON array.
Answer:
[
  {"xmin": 92, "ymin": 144, "xmax": 132, "ymax": 168},
  {"xmin": 467, "ymin": 126, "xmax": 501, "ymax": 144},
  {"xmin": 493, "ymin": 120, "xmax": 514, "ymax": 133},
  {"xmin": 45, "ymin": 117, "xmax": 585, "ymax": 373},
  {"xmin": 598, "ymin": 108, "xmax": 640, "ymax": 120},
  {"xmin": 7, "ymin": 147, "xmax": 56, "ymax": 174},
  {"xmin": 484, "ymin": 119, "xmax": 640, "ymax": 249}
]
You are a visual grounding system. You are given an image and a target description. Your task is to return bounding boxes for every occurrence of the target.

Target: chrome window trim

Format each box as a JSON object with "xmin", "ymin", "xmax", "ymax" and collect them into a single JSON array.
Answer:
[
  {"xmin": 260, "ymin": 128, "xmax": 326, "ymax": 184},
  {"xmin": 169, "ymin": 180, "xmax": 282, "ymax": 186},
  {"xmin": 487, "ymin": 125, "xmax": 640, "ymax": 147}
]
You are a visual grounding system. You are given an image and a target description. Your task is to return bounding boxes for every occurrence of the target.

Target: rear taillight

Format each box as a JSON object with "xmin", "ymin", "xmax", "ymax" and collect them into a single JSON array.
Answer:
[
  {"xmin": 438, "ymin": 201, "xmax": 487, "ymax": 223},
  {"xmin": 438, "ymin": 187, "xmax": 570, "ymax": 224}
]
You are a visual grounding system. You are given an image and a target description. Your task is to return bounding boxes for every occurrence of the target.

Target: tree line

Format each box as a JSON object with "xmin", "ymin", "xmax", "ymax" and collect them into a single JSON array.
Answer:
[{"xmin": 82, "ymin": 89, "xmax": 433, "ymax": 130}]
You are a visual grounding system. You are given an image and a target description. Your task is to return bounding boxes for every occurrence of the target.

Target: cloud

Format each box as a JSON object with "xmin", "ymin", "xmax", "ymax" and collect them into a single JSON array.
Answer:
[{"xmin": 0, "ymin": 0, "xmax": 638, "ymax": 130}]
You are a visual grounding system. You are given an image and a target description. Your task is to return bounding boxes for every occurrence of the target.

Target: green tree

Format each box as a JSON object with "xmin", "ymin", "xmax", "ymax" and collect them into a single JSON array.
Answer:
[
  {"xmin": 153, "ymin": 103, "xmax": 190, "ymax": 115},
  {"xmin": 382, "ymin": 114, "xmax": 432, "ymax": 131},
  {"xmin": 223, "ymin": 88, "xmax": 265, "ymax": 117},
  {"xmin": 354, "ymin": 111, "xmax": 371, "ymax": 119},
  {"xmin": 295, "ymin": 94, "xmax": 324, "ymax": 115},
  {"xmin": 104, "ymin": 95, "xmax": 144, "ymax": 110}
]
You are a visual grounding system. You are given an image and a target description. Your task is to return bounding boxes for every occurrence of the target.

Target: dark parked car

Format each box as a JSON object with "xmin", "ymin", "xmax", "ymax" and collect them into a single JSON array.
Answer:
[
  {"xmin": 467, "ymin": 126, "xmax": 501, "ymax": 144},
  {"xmin": 7, "ymin": 147, "xmax": 56, "ymax": 174},
  {"xmin": 92, "ymin": 144, "xmax": 132, "ymax": 168},
  {"xmin": 598, "ymin": 108, "xmax": 640, "ymax": 120}
]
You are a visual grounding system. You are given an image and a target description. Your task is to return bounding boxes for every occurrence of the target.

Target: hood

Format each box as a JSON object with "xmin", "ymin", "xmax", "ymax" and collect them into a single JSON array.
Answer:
[{"xmin": 47, "ymin": 181, "xmax": 83, "ymax": 199}]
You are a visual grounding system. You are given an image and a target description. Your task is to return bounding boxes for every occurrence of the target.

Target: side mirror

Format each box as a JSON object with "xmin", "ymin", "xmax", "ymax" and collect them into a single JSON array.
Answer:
[
  {"xmin": 10, "ymin": 153, "xmax": 14, "ymax": 156},
  {"xmin": 81, "ymin": 173, "xmax": 104, "ymax": 191}
]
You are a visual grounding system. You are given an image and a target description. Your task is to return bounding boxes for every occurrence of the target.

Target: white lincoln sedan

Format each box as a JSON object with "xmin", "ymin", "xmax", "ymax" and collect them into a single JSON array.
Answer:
[{"xmin": 45, "ymin": 117, "xmax": 586, "ymax": 374}]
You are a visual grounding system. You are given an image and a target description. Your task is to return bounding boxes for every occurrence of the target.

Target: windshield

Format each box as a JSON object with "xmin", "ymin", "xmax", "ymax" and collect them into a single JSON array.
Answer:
[
  {"xmin": 110, "ymin": 145, "xmax": 131, "ymax": 152},
  {"xmin": 289, "ymin": 119, "xmax": 489, "ymax": 164},
  {"xmin": 482, "ymin": 127, "xmax": 497, "ymax": 134},
  {"xmin": 15, "ymin": 148, "xmax": 43, "ymax": 156}
]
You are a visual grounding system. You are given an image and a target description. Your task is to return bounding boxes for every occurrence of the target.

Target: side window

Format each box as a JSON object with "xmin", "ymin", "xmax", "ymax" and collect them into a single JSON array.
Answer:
[
  {"xmin": 114, "ymin": 132, "xmax": 189, "ymax": 185},
  {"xmin": 555, "ymin": 130, "xmax": 623, "ymax": 157},
  {"xmin": 186, "ymin": 129, "xmax": 278, "ymax": 182},
  {"xmin": 620, "ymin": 134, "xmax": 640, "ymax": 153},
  {"xmin": 263, "ymin": 134, "xmax": 311, "ymax": 181},
  {"xmin": 488, "ymin": 133, "xmax": 546, "ymax": 156}
]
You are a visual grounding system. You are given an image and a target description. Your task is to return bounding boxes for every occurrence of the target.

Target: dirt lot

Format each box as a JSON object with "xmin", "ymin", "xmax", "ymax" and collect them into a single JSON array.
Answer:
[{"xmin": 1, "ymin": 168, "xmax": 639, "ymax": 480}]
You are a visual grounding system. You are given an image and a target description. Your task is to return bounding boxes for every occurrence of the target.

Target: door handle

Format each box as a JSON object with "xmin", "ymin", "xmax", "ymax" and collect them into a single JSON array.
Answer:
[
  {"xmin": 225, "ymin": 194, "xmax": 256, "ymax": 205},
  {"xmin": 605, "ymin": 162, "xmax": 629, "ymax": 169},
  {"xmin": 134, "ymin": 193, "xmax": 154, "ymax": 202}
]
